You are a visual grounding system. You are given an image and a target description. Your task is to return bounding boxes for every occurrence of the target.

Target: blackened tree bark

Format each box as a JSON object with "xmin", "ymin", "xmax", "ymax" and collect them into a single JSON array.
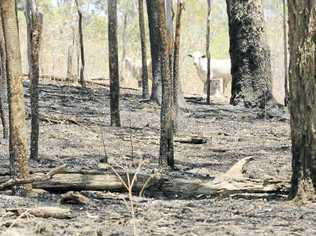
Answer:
[
  {"xmin": 138, "ymin": 0, "xmax": 149, "ymax": 99},
  {"xmin": 30, "ymin": 13, "xmax": 43, "ymax": 160},
  {"xmin": 158, "ymin": 0, "xmax": 174, "ymax": 169},
  {"xmin": 108, "ymin": 0, "xmax": 121, "ymax": 127},
  {"xmin": 25, "ymin": 0, "xmax": 34, "ymax": 78},
  {"xmin": 25, "ymin": 0, "xmax": 43, "ymax": 160},
  {"xmin": 206, "ymin": 0, "xmax": 211, "ymax": 104},
  {"xmin": 288, "ymin": 0, "xmax": 316, "ymax": 200},
  {"xmin": 226, "ymin": 0, "xmax": 273, "ymax": 109},
  {"xmin": 75, "ymin": 0, "xmax": 86, "ymax": 88},
  {"xmin": 0, "ymin": 15, "xmax": 8, "ymax": 140},
  {"xmin": 1, "ymin": 0, "xmax": 31, "ymax": 194},
  {"xmin": 173, "ymin": 0, "xmax": 186, "ymax": 131},
  {"xmin": 146, "ymin": 0, "xmax": 162, "ymax": 104}
]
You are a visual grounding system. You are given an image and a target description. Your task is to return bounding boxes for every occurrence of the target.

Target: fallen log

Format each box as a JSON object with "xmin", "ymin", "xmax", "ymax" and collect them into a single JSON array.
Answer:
[
  {"xmin": 6, "ymin": 207, "xmax": 73, "ymax": 219},
  {"xmin": 0, "ymin": 165, "xmax": 66, "ymax": 190},
  {"xmin": 157, "ymin": 156, "xmax": 290, "ymax": 198},
  {"xmin": 174, "ymin": 136, "xmax": 207, "ymax": 144},
  {"xmin": 33, "ymin": 172, "xmax": 157, "ymax": 192},
  {"xmin": 0, "ymin": 166, "xmax": 158, "ymax": 193},
  {"xmin": 0, "ymin": 157, "xmax": 290, "ymax": 198},
  {"xmin": 39, "ymin": 114, "xmax": 81, "ymax": 126}
]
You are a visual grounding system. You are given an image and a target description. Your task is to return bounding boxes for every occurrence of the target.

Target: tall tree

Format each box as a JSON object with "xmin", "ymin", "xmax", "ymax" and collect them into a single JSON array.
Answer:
[
  {"xmin": 0, "ymin": 15, "xmax": 8, "ymax": 140},
  {"xmin": 158, "ymin": 0, "xmax": 174, "ymax": 169},
  {"xmin": 108, "ymin": 0, "xmax": 121, "ymax": 127},
  {"xmin": 206, "ymin": 0, "xmax": 211, "ymax": 104},
  {"xmin": 67, "ymin": 4, "xmax": 76, "ymax": 82},
  {"xmin": 25, "ymin": 0, "xmax": 43, "ymax": 160},
  {"xmin": 226, "ymin": 0, "xmax": 273, "ymax": 109},
  {"xmin": 75, "ymin": 0, "xmax": 86, "ymax": 88},
  {"xmin": 173, "ymin": 0, "xmax": 185, "ymax": 131},
  {"xmin": 1, "ymin": 0, "xmax": 31, "ymax": 194},
  {"xmin": 120, "ymin": 12, "xmax": 128, "ymax": 83},
  {"xmin": 146, "ymin": 0, "xmax": 162, "ymax": 104},
  {"xmin": 288, "ymin": 0, "xmax": 316, "ymax": 200},
  {"xmin": 283, "ymin": 0, "xmax": 289, "ymax": 106},
  {"xmin": 25, "ymin": 0, "xmax": 34, "ymax": 78},
  {"xmin": 138, "ymin": 0, "xmax": 149, "ymax": 99}
]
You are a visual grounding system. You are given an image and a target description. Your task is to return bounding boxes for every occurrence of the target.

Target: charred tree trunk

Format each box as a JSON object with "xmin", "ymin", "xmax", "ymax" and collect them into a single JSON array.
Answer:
[
  {"xmin": 25, "ymin": 0, "xmax": 43, "ymax": 160},
  {"xmin": 288, "ymin": 0, "xmax": 316, "ymax": 200},
  {"xmin": 158, "ymin": 0, "xmax": 174, "ymax": 169},
  {"xmin": 173, "ymin": 0, "xmax": 185, "ymax": 131},
  {"xmin": 25, "ymin": 0, "xmax": 34, "ymax": 78},
  {"xmin": 146, "ymin": 0, "xmax": 162, "ymax": 104},
  {"xmin": 206, "ymin": 0, "xmax": 211, "ymax": 105},
  {"xmin": 0, "ymin": 15, "xmax": 8, "ymax": 140},
  {"xmin": 29, "ymin": 13, "xmax": 43, "ymax": 160},
  {"xmin": 108, "ymin": 0, "xmax": 121, "ymax": 127},
  {"xmin": 138, "ymin": 0, "xmax": 149, "ymax": 99},
  {"xmin": 226, "ymin": 0, "xmax": 273, "ymax": 109},
  {"xmin": 0, "ymin": 0, "xmax": 31, "ymax": 194},
  {"xmin": 283, "ymin": 0, "xmax": 289, "ymax": 106},
  {"xmin": 75, "ymin": 0, "xmax": 86, "ymax": 88}
]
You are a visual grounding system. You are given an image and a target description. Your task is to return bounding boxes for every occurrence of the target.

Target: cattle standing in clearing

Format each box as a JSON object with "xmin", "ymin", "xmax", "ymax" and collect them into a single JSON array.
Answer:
[{"xmin": 189, "ymin": 52, "xmax": 231, "ymax": 99}]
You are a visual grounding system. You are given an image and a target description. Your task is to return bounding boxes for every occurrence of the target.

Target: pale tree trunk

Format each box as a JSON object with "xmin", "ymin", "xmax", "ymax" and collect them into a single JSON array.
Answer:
[
  {"xmin": 283, "ymin": 0, "xmax": 289, "ymax": 106},
  {"xmin": 138, "ymin": 0, "xmax": 149, "ymax": 99},
  {"xmin": 108, "ymin": 0, "xmax": 121, "ymax": 127},
  {"xmin": 0, "ymin": 0, "xmax": 31, "ymax": 194},
  {"xmin": 173, "ymin": 0, "xmax": 185, "ymax": 131},
  {"xmin": 288, "ymin": 0, "xmax": 316, "ymax": 200},
  {"xmin": 158, "ymin": 0, "xmax": 174, "ymax": 169},
  {"xmin": 146, "ymin": 0, "xmax": 162, "ymax": 104},
  {"xmin": 75, "ymin": 0, "xmax": 86, "ymax": 88},
  {"xmin": 206, "ymin": 0, "xmax": 211, "ymax": 104},
  {"xmin": 226, "ymin": 0, "xmax": 273, "ymax": 109},
  {"xmin": 120, "ymin": 12, "xmax": 128, "ymax": 83},
  {"xmin": 66, "ymin": 45, "xmax": 74, "ymax": 81},
  {"xmin": 165, "ymin": 0, "xmax": 174, "ymax": 84},
  {"xmin": 67, "ymin": 26, "xmax": 76, "ymax": 81},
  {"xmin": 0, "ymin": 15, "xmax": 8, "ymax": 140}
]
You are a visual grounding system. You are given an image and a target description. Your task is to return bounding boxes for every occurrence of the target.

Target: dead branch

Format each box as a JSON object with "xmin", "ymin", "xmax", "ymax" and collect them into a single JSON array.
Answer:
[
  {"xmin": 174, "ymin": 136, "xmax": 207, "ymax": 144},
  {"xmin": 39, "ymin": 114, "xmax": 81, "ymax": 125},
  {"xmin": 6, "ymin": 207, "xmax": 73, "ymax": 219},
  {"xmin": 0, "ymin": 165, "xmax": 66, "ymax": 190}
]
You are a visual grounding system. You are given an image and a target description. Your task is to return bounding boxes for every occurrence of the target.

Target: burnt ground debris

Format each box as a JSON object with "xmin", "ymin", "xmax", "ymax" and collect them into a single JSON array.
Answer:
[{"xmin": 0, "ymin": 80, "xmax": 315, "ymax": 236}]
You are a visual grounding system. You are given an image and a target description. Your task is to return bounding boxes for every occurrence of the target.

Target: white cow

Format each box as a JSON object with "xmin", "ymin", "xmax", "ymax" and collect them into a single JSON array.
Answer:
[{"xmin": 189, "ymin": 52, "xmax": 232, "ymax": 98}]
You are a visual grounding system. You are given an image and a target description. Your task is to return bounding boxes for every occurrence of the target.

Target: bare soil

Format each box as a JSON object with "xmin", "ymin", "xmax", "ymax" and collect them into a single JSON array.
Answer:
[{"xmin": 0, "ymin": 80, "xmax": 315, "ymax": 236}]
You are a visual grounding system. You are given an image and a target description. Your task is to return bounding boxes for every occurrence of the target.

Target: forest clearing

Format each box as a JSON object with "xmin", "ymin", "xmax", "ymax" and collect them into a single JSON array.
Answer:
[{"xmin": 0, "ymin": 0, "xmax": 316, "ymax": 235}]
